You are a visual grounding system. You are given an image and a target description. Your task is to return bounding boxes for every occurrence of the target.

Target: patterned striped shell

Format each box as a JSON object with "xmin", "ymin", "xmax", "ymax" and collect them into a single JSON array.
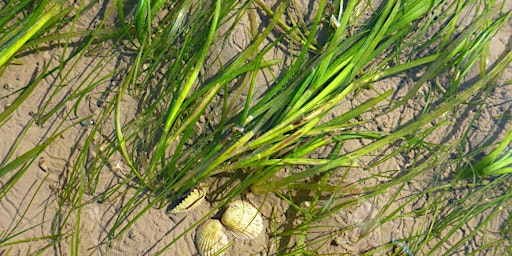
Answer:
[{"xmin": 167, "ymin": 188, "xmax": 205, "ymax": 214}]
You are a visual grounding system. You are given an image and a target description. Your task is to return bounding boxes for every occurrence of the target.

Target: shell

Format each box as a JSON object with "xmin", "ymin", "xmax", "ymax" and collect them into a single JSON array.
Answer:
[
  {"xmin": 195, "ymin": 219, "xmax": 229, "ymax": 256},
  {"xmin": 38, "ymin": 157, "xmax": 49, "ymax": 172},
  {"xmin": 167, "ymin": 187, "xmax": 205, "ymax": 214},
  {"xmin": 221, "ymin": 200, "xmax": 263, "ymax": 240}
]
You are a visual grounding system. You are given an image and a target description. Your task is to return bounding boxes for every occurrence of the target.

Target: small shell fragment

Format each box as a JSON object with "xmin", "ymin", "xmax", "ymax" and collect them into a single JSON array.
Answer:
[
  {"xmin": 195, "ymin": 219, "xmax": 229, "ymax": 256},
  {"xmin": 80, "ymin": 119, "xmax": 94, "ymax": 127},
  {"xmin": 38, "ymin": 157, "xmax": 49, "ymax": 172},
  {"xmin": 221, "ymin": 200, "xmax": 263, "ymax": 240},
  {"xmin": 167, "ymin": 187, "xmax": 206, "ymax": 214}
]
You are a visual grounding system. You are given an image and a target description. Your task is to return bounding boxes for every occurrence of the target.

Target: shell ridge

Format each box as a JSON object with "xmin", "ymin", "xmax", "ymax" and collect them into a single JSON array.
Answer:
[{"xmin": 168, "ymin": 188, "xmax": 206, "ymax": 213}]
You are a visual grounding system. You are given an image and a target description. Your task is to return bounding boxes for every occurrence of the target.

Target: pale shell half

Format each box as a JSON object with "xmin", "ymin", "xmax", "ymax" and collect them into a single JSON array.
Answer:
[
  {"xmin": 221, "ymin": 200, "xmax": 263, "ymax": 240},
  {"xmin": 195, "ymin": 219, "xmax": 229, "ymax": 256},
  {"xmin": 167, "ymin": 188, "xmax": 205, "ymax": 214}
]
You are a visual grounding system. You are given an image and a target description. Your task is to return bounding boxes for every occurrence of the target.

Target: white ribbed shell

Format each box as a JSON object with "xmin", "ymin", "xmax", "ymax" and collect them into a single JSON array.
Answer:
[
  {"xmin": 221, "ymin": 200, "xmax": 263, "ymax": 240},
  {"xmin": 195, "ymin": 219, "xmax": 229, "ymax": 256}
]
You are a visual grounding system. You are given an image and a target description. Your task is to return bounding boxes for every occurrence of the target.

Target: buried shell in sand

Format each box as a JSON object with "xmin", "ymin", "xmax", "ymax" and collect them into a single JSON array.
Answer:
[
  {"xmin": 167, "ymin": 187, "xmax": 206, "ymax": 214},
  {"xmin": 221, "ymin": 200, "xmax": 263, "ymax": 240},
  {"xmin": 195, "ymin": 219, "xmax": 229, "ymax": 256}
]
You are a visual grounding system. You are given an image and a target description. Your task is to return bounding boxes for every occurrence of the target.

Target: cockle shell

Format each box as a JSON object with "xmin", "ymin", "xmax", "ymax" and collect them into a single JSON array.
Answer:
[
  {"xmin": 221, "ymin": 200, "xmax": 263, "ymax": 240},
  {"xmin": 195, "ymin": 219, "xmax": 229, "ymax": 256},
  {"xmin": 167, "ymin": 187, "xmax": 205, "ymax": 214}
]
